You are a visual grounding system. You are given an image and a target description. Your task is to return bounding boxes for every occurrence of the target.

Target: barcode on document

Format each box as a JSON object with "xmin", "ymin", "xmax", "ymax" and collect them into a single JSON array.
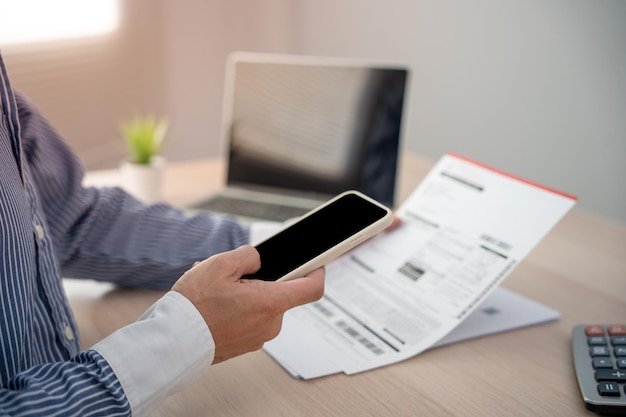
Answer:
[
  {"xmin": 336, "ymin": 321, "xmax": 384, "ymax": 355},
  {"xmin": 398, "ymin": 262, "xmax": 425, "ymax": 281}
]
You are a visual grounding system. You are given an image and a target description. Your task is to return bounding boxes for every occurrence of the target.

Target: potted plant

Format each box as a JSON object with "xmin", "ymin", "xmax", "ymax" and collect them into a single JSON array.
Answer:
[{"xmin": 119, "ymin": 115, "xmax": 168, "ymax": 203}]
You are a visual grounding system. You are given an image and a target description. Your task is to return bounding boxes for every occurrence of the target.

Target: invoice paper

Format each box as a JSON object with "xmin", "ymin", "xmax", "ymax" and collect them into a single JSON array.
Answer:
[{"xmin": 264, "ymin": 153, "xmax": 577, "ymax": 379}]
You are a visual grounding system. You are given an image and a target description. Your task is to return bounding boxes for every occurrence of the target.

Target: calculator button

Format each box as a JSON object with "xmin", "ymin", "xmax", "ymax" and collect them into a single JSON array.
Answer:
[
  {"xmin": 612, "ymin": 336, "xmax": 626, "ymax": 345},
  {"xmin": 588, "ymin": 336, "xmax": 607, "ymax": 346},
  {"xmin": 618, "ymin": 358, "xmax": 626, "ymax": 369},
  {"xmin": 586, "ymin": 325, "xmax": 606, "ymax": 336},
  {"xmin": 590, "ymin": 346, "xmax": 610, "ymax": 357},
  {"xmin": 616, "ymin": 346, "xmax": 626, "ymax": 357},
  {"xmin": 608, "ymin": 325, "xmax": 626, "ymax": 336},
  {"xmin": 593, "ymin": 357, "xmax": 614, "ymax": 369},
  {"xmin": 597, "ymin": 382, "xmax": 621, "ymax": 397},
  {"xmin": 595, "ymin": 369, "xmax": 626, "ymax": 382}
]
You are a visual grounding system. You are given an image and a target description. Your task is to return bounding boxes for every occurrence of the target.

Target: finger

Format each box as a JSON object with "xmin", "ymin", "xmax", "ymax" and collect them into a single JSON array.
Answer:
[
  {"xmin": 272, "ymin": 266, "xmax": 326, "ymax": 309},
  {"xmin": 227, "ymin": 245, "xmax": 261, "ymax": 275},
  {"xmin": 201, "ymin": 245, "xmax": 260, "ymax": 276},
  {"xmin": 385, "ymin": 214, "xmax": 402, "ymax": 232}
]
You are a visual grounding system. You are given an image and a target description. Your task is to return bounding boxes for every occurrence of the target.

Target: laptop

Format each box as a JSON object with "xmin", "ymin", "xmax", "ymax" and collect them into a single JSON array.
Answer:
[{"xmin": 190, "ymin": 52, "xmax": 409, "ymax": 222}]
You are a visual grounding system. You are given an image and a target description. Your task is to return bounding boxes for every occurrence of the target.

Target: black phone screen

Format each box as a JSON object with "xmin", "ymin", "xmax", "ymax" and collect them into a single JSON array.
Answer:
[{"xmin": 249, "ymin": 193, "xmax": 388, "ymax": 281}]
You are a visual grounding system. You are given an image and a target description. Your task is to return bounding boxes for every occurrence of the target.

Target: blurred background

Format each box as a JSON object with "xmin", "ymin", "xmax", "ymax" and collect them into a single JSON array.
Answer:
[{"xmin": 2, "ymin": 0, "xmax": 624, "ymax": 223}]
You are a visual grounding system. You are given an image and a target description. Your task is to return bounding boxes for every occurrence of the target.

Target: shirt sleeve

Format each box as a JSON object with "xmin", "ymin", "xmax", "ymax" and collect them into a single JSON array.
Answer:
[
  {"xmin": 0, "ymin": 351, "xmax": 131, "ymax": 416},
  {"xmin": 92, "ymin": 291, "xmax": 214, "ymax": 417},
  {"xmin": 0, "ymin": 292, "xmax": 210, "ymax": 417},
  {"xmin": 16, "ymin": 92, "xmax": 250, "ymax": 289}
]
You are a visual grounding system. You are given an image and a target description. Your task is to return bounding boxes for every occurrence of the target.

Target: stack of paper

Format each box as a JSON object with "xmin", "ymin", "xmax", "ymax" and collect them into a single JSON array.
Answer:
[{"xmin": 264, "ymin": 153, "xmax": 577, "ymax": 379}]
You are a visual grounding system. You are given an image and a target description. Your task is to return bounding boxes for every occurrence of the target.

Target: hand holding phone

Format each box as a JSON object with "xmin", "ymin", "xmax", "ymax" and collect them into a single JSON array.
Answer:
[{"xmin": 245, "ymin": 190, "xmax": 393, "ymax": 282}]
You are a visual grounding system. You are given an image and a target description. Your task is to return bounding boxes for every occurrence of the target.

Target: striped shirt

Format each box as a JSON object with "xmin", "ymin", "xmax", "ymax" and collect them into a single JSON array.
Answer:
[{"xmin": 0, "ymin": 54, "xmax": 249, "ymax": 416}]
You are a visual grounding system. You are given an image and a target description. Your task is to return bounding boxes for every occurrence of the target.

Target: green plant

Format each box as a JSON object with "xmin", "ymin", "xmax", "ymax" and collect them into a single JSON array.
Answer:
[{"xmin": 121, "ymin": 116, "xmax": 168, "ymax": 164}]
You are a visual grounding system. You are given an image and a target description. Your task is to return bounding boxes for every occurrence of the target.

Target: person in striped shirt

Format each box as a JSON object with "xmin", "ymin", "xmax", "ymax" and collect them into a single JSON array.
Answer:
[{"xmin": 0, "ymin": 54, "xmax": 325, "ymax": 417}]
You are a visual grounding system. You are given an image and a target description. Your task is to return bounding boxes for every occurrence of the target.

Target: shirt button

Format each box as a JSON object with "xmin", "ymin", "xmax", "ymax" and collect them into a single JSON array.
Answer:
[
  {"xmin": 35, "ymin": 224, "xmax": 45, "ymax": 240},
  {"xmin": 64, "ymin": 325, "xmax": 75, "ymax": 341}
]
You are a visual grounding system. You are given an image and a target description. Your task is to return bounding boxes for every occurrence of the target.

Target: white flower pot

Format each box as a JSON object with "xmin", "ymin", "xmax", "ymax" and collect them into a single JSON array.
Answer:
[{"xmin": 120, "ymin": 156, "xmax": 165, "ymax": 203}]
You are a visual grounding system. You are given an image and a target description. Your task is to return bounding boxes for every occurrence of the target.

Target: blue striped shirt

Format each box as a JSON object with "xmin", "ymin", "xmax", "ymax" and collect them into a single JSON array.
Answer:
[{"xmin": 0, "ymin": 54, "xmax": 249, "ymax": 416}]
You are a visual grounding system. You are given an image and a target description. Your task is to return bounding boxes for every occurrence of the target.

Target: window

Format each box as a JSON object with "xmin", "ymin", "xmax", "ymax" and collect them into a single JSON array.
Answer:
[{"xmin": 0, "ymin": 0, "xmax": 120, "ymax": 46}]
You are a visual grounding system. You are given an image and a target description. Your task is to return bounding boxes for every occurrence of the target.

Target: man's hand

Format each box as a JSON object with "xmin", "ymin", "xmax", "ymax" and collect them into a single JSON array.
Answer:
[{"xmin": 172, "ymin": 245, "xmax": 325, "ymax": 364}]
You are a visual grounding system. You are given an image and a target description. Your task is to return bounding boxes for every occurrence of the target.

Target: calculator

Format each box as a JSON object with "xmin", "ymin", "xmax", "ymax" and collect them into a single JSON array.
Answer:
[{"xmin": 572, "ymin": 324, "xmax": 626, "ymax": 415}]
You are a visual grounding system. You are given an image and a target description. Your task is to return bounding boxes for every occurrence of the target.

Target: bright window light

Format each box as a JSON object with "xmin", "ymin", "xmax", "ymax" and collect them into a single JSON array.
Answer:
[{"xmin": 0, "ymin": 0, "xmax": 120, "ymax": 46}]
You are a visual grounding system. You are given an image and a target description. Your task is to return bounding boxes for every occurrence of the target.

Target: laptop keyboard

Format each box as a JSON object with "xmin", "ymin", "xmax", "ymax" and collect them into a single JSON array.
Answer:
[{"xmin": 192, "ymin": 195, "xmax": 311, "ymax": 222}]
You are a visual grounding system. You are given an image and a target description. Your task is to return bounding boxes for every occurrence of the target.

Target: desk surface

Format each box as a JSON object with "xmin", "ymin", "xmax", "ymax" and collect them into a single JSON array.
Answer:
[{"xmin": 77, "ymin": 153, "xmax": 626, "ymax": 416}]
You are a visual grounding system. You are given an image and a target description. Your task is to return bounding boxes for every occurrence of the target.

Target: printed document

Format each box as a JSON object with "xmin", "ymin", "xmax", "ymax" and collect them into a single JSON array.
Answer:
[{"xmin": 264, "ymin": 153, "xmax": 577, "ymax": 379}]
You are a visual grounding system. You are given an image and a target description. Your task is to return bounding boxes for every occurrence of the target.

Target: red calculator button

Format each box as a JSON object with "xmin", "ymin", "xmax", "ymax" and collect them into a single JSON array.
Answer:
[
  {"xmin": 607, "ymin": 325, "xmax": 626, "ymax": 336},
  {"xmin": 586, "ymin": 325, "xmax": 606, "ymax": 336}
]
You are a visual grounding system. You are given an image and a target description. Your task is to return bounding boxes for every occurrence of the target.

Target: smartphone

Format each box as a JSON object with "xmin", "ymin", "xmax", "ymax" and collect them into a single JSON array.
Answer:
[{"xmin": 246, "ymin": 190, "xmax": 393, "ymax": 282}]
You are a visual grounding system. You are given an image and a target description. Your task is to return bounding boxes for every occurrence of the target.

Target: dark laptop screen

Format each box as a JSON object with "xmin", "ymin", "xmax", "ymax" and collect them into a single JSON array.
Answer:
[{"xmin": 223, "ymin": 53, "xmax": 409, "ymax": 208}]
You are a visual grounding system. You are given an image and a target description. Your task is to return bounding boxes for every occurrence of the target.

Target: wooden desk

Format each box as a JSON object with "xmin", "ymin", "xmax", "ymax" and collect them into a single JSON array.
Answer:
[{"xmin": 76, "ymin": 153, "xmax": 626, "ymax": 416}]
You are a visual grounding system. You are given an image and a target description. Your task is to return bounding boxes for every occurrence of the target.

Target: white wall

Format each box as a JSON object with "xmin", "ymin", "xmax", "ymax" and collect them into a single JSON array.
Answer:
[
  {"xmin": 6, "ymin": 0, "xmax": 625, "ymax": 223},
  {"xmin": 161, "ymin": 0, "xmax": 297, "ymax": 159},
  {"xmin": 285, "ymin": 0, "xmax": 626, "ymax": 223}
]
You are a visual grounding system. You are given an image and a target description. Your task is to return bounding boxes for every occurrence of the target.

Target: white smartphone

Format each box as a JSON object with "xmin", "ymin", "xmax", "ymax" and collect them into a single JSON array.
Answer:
[{"xmin": 246, "ymin": 190, "xmax": 393, "ymax": 282}]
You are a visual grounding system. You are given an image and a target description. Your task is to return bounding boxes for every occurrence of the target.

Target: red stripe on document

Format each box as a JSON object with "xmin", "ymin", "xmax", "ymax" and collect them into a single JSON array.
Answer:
[{"xmin": 446, "ymin": 152, "xmax": 578, "ymax": 201}]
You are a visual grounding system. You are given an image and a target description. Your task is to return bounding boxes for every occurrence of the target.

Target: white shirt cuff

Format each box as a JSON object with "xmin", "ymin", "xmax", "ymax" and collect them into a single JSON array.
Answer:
[{"xmin": 92, "ymin": 291, "xmax": 214, "ymax": 417}]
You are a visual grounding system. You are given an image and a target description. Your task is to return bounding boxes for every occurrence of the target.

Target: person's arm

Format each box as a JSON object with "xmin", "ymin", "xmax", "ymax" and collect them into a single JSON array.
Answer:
[
  {"xmin": 16, "ymin": 92, "xmax": 250, "ymax": 289},
  {"xmin": 0, "ymin": 350, "xmax": 131, "ymax": 416},
  {"xmin": 93, "ymin": 246, "xmax": 325, "ymax": 416},
  {"xmin": 90, "ymin": 290, "xmax": 214, "ymax": 417},
  {"xmin": 0, "ymin": 247, "xmax": 324, "ymax": 417}
]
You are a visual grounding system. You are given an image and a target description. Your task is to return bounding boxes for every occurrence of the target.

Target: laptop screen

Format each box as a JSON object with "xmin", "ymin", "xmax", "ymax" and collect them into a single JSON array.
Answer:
[{"xmin": 222, "ymin": 52, "xmax": 409, "ymax": 208}]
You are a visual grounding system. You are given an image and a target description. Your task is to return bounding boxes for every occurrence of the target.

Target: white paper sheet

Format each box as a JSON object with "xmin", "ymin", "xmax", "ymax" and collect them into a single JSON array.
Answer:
[
  {"xmin": 265, "ymin": 286, "xmax": 560, "ymax": 379},
  {"xmin": 264, "ymin": 153, "xmax": 576, "ymax": 379}
]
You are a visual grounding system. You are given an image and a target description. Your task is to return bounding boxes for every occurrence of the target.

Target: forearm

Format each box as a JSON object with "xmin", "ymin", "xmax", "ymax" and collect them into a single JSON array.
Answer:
[
  {"xmin": 0, "ymin": 292, "xmax": 212, "ymax": 417},
  {"xmin": 93, "ymin": 291, "xmax": 214, "ymax": 417},
  {"xmin": 15, "ymin": 90, "xmax": 250, "ymax": 288},
  {"xmin": 0, "ymin": 351, "xmax": 130, "ymax": 417},
  {"xmin": 59, "ymin": 186, "xmax": 250, "ymax": 288}
]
